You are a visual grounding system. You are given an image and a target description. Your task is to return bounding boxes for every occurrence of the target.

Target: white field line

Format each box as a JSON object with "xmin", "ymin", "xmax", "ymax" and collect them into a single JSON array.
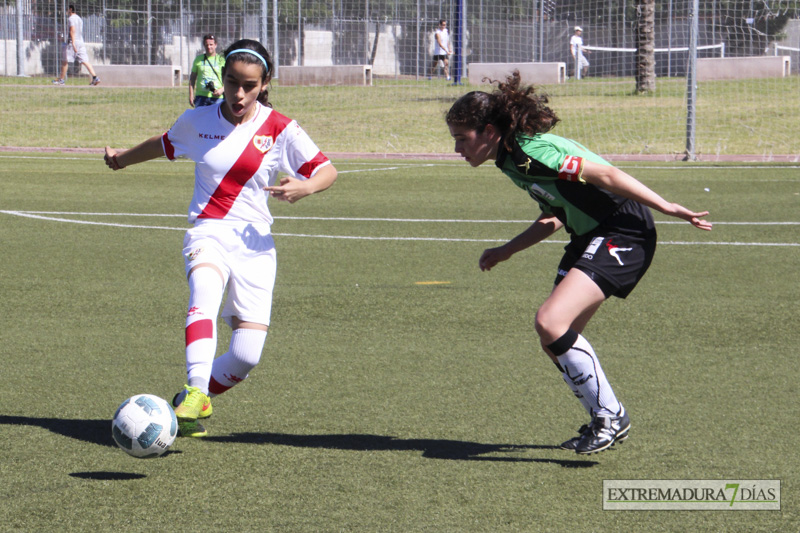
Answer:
[
  {"xmin": 2, "ymin": 210, "xmax": 798, "ymax": 247},
  {"xmin": 7, "ymin": 211, "xmax": 800, "ymax": 226},
  {"xmin": 0, "ymin": 154, "xmax": 434, "ymax": 173}
]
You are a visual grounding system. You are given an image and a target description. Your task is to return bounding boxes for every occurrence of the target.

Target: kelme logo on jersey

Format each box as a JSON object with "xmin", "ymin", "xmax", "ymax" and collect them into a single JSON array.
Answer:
[{"xmin": 253, "ymin": 135, "xmax": 274, "ymax": 154}]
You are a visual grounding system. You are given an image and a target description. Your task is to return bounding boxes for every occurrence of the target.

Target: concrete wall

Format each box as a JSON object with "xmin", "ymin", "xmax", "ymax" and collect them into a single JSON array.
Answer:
[
  {"xmin": 468, "ymin": 62, "xmax": 567, "ymax": 85},
  {"xmin": 697, "ymin": 56, "xmax": 791, "ymax": 81},
  {"xmin": 0, "ymin": 40, "xmax": 102, "ymax": 77}
]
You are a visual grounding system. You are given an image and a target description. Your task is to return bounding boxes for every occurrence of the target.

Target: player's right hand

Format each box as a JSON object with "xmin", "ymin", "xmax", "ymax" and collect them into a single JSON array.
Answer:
[{"xmin": 479, "ymin": 246, "xmax": 512, "ymax": 271}]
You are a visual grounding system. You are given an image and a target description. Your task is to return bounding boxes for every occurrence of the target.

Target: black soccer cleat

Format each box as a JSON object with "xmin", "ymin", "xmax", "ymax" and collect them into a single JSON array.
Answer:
[
  {"xmin": 574, "ymin": 407, "xmax": 630, "ymax": 455},
  {"xmin": 559, "ymin": 423, "xmax": 590, "ymax": 451}
]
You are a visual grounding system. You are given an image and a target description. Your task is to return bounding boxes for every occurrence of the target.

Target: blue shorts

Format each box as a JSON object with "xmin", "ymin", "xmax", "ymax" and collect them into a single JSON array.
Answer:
[{"xmin": 194, "ymin": 95, "xmax": 222, "ymax": 107}]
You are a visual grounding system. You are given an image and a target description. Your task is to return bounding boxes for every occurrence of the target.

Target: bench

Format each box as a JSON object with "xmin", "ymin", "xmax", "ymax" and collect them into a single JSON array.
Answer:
[
  {"xmin": 277, "ymin": 65, "xmax": 373, "ymax": 86},
  {"xmin": 697, "ymin": 56, "xmax": 791, "ymax": 81},
  {"xmin": 93, "ymin": 65, "xmax": 182, "ymax": 87},
  {"xmin": 468, "ymin": 62, "xmax": 567, "ymax": 85}
]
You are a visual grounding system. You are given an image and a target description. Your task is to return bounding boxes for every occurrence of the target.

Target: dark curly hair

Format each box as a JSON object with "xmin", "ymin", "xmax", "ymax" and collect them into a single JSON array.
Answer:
[
  {"xmin": 445, "ymin": 70, "xmax": 559, "ymax": 151},
  {"xmin": 223, "ymin": 39, "xmax": 274, "ymax": 107}
]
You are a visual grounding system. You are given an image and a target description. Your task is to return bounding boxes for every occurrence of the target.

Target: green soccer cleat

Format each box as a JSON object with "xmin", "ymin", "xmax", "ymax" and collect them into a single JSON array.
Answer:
[
  {"xmin": 173, "ymin": 385, "xmax": 212, "ymax": 420},
  {"xmin": 178, "ymin": 419, "xmax": 208, "ymax": 438}
]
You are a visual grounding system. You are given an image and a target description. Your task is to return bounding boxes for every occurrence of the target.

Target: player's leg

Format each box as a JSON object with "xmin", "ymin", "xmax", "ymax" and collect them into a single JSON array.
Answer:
[
  {"xmin": 443, "ymin": 57, "xmax": 451, "ymax": 80},
  {"xmin": 209, "ymin": 318, "xmax": 268, "ymax": 396},
  {"xmin": 172, "ymin": 262, "xmax": 225, "ymax": 437},
  {"xmin": 174, "ymin": 263, "xmax": 224, "ymax": 423},
  {"xmin": 554, "ymin": 299, "xmax": 603, "ymax": 411},
  {"xmin": 552, "ymin": 298, "xmax": 604, "ymax": 450},
  {"xmin": 210, "ymin": 232, "xmax": 276, "ymax": 397},
  {"xmin": 536, "ymin": 269, "xmax": 628, "ymax": 453},
  {"xmin": 173, "ymin": 226, "xmax": 230, "ymax": 435},
  {"xmin": 536, "ymin": 269, "xmax": 619, "ymax": 416}
]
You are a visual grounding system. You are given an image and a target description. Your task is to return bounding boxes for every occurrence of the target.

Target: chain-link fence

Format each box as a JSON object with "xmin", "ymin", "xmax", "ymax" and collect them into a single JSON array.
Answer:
[{"xmin": 2, "ymin": 1, "xmax": 799, "ymax": 79}]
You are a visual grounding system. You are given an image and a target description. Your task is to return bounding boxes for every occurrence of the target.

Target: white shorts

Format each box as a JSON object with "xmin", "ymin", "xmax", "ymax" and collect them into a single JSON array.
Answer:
[
  {"xmin": 183, "ymin": 220, "xmax": 277, "ymax": 327},
  {"xmin": 63, "ymin": 42, "xmax": 89, "ymax": 64}
]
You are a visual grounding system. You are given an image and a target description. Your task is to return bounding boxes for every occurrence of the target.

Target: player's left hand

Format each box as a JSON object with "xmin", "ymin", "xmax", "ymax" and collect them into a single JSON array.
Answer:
[
  {"xmin": 264, "ymin": 177, "xmax": 311, "ymax": 204},
  {"xmin": 671, "ymin": 204, "xmax": 712, "ymax": 231}
]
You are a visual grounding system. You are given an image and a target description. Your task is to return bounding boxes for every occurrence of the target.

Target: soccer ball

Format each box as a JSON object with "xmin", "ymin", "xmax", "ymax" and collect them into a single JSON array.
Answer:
[{"xmin": 111, "ymin": 394, "xmax": 178, "ymax": 458}]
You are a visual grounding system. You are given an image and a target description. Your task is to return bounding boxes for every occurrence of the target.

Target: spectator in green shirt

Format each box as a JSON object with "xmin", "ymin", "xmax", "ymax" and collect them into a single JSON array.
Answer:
[{"xmin": 189, "ymin": 34, "xmax": 225, "ymax": 107}]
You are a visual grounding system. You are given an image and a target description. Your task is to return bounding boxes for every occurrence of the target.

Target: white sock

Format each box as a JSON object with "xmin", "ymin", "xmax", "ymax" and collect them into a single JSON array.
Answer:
[
  {"xmin": 561, "ymin": 373, "xmax": 594, "ymax": 416},
  {"xmin": 184, "ymin": 268, "xmax": 224, "ymax": 395},
  {"xmin": 209, "ymin": 328, "xmax": 267, "ymax": 396},
  {"xmin": 549, "ymin": 329, "xmax": 621, "ymax": 417}
]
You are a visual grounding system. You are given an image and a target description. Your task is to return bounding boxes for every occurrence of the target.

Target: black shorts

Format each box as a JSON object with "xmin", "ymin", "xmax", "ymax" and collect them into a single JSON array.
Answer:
[
  {"xmin": 555, "ymin": 201, "xmax": 657, "ymax": 299},
  {"xmin": 433, "ymin": 54, "xmax": 448, "ymax": 61}
]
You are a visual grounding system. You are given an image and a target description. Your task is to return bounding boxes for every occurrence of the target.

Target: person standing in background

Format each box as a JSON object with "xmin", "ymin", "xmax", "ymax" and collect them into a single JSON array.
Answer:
[
  {"xmin": 569, "ymin": 26, "xmax": 590, "ymax": 79},
  {"xmin": 53, "ymin": 5, "xmax": 100, "ymax": 86},
  {"xmin": 430, "ymin": 19, "xmax": 453, "ymax": 81},
  {"xmin": 189, "ymin": 34, "xmax": 225, "ymax": 107}
]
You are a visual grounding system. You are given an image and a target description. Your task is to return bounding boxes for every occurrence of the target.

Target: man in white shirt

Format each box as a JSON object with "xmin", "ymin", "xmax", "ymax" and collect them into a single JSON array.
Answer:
[
  {"xmin": 430, "ymin": 19, "xmax": 453, "ymax": 81},
  {"xmin": 53, "ymin": 5, "xmax": 100, "ymax": 85},
  {"xmin": 569, "ymin": 26, "xmax": 590, "ymax": 80}
]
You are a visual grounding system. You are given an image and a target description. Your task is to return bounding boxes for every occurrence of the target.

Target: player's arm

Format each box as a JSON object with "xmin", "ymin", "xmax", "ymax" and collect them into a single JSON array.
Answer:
[
  {"xmin": 580, "ymin": 160, "xmax": 712, "ymax": 230},
  {"xmin": 70, "ymin": 25, "xmax": 77, "ymax": 51},
  {"xmin": 264, "ymin": 163, "xmax": 338, "ymax": 204},
  {"xmin": 479, "ymin": 213, "xmax": 563, "ymax": 271},
  {"xmin": 103, "ymin": 135, "xmax": 165, "ymax": 171}
]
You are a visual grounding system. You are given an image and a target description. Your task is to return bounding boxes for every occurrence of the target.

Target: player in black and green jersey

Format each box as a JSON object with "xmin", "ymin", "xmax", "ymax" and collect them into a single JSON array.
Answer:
[{"xmin": 446, "ymin": 71, "xmax": 712, "ymax": 455}]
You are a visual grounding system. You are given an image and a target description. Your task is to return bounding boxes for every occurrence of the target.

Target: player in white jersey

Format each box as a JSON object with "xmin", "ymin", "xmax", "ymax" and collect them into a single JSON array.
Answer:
[
  {"xmin": 569, "ymin": 26, "xmax": 590, "ymax": 80},
  {"xmin": 103, "ymin": 39, "xmax": 338, "ymax": 437}
]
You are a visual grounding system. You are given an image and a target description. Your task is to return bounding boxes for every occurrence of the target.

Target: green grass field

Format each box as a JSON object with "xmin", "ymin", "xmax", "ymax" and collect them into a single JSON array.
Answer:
[
  {"xmin": 0, "ymin": 153, "xmax": 798, "ymax": 531},
  {"xmin": 1, "ymin": 75, "xmax": 798, "ymax": 156}
]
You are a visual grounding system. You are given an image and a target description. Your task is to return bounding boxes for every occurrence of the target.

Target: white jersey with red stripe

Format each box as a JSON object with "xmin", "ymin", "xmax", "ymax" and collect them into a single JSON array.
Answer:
[{"xmin": 162, "ymin": 101, "xmax": 330, "ymax": 225}]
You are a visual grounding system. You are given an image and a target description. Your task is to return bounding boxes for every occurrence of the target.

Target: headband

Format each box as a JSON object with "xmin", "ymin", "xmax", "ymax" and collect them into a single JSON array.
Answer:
[{"xmin": 226, "ymin": 48, "xmax": 268, "ymax": 69}]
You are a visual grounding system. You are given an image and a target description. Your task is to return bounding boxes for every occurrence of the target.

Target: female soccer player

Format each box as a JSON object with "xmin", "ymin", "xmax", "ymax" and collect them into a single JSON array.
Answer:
[
  {"xmin": 104, "ymin": 39, "xmax": 337, "ymax": 437},
  {"xmin": 446, "ymin": 72, "xmax": 711, "ymax": 454}
]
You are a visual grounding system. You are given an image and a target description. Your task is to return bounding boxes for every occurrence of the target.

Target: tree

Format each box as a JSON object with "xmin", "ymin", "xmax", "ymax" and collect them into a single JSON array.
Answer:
[
  {"xmin": 635, "ymin": 0, "xmax": 655, "ymax": 92},
  {"xmin": 717, "ymin": 1, "xmax": 799, "ymax": 56}
]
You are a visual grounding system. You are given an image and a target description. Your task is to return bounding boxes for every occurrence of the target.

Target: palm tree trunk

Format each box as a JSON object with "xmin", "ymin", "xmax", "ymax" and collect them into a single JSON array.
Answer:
[{"xmin": 636, "ymin": 0, "xmax": 656, "ymax": 93}]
